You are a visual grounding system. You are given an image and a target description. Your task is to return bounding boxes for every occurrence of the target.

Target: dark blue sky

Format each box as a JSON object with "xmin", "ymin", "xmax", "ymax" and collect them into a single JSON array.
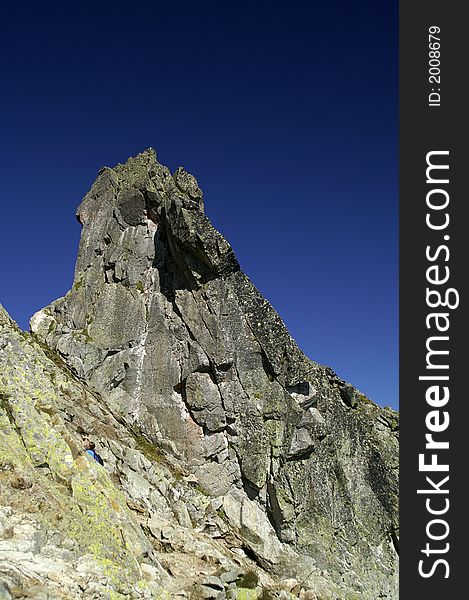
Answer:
[{"xmin": 0, "ymin": 2, "xmax": 398, "ymax": 409}]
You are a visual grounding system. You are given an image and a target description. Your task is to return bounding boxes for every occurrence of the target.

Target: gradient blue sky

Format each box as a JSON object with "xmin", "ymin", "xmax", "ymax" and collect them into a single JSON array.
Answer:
[{"xmin": 0, "ymin": 2, "xmax": 398, "ymax": 409}]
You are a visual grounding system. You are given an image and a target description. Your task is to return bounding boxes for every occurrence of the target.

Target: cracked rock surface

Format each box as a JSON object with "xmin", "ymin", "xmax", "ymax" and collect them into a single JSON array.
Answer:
[{"xmin": 2, "ymin": 149, "xmax": 398, "ymax": 599}]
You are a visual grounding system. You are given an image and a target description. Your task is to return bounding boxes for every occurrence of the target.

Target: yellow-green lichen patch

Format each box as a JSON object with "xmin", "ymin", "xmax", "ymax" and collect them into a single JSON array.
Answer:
[
  {"xmin": 0, "ymin": 371, "xmax": 75, "ymax": 482},
  {"xmin": 69, "ymin": 456, "xmax": 147, "ymax": 566},
  {"xmin": 0, "ymin": 311, "xmax": 162, "ymax": 598},
  {"xmin": 0, "ymin": 401, "xmax": 32, "ymax": 471},
  {"xmin": 234, "ymin": 590, "xmax": 258, "ymax": 600}
]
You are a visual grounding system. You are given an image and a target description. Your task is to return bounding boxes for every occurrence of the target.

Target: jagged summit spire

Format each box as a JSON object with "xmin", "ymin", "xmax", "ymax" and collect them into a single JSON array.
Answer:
[{"xmin": 28, "ymin": 149, "xmax": 399, "ymax": 599}]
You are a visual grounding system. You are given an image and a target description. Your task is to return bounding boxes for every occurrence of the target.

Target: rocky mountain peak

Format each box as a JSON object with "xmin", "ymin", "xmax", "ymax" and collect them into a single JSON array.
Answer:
[{"xmin": 1, "ymin": 150, "xmax": 398, "ymax": 599}]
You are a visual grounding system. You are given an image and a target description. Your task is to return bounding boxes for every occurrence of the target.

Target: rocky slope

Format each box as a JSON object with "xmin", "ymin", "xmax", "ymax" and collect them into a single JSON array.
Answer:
[{"xmin": 1, "ymin": 149, "xmax": 398, "ymax": 599}]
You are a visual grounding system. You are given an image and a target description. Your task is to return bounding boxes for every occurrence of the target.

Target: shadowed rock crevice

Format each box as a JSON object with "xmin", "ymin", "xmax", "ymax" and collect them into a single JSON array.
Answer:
[{"xmin": 365, "ymin": 447, "xmax": 398, "ymax": 520}]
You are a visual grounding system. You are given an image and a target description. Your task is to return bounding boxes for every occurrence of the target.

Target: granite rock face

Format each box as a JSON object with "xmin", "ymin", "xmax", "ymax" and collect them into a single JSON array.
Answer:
[
  {"xmin": 0, "ymin": 305, "xmax": 168, "ymax": 599},
  {"xmin": 11, "ymin": 148, "xmax": 398, "ymax": 598},
  {"xmin": 0, "ymin": 304, "xmax": 294, "ymax": 599}
]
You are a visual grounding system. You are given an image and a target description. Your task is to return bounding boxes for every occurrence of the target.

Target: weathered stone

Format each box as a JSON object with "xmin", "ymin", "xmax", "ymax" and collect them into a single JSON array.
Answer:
[
  {"xmin": 200, "ymin": 575, "xmax": 224, "ymax": 590},
  {"xmin": 287, "ymin": 427, "xmax": 314, "ymax": 458},
  {"xmin": 117, "ymin": 188, "xmax": 147, "ymax": 226},
  {"xmin": 195, "ymin": 585, "xmax": 226, "ymax": 600},
  {"xmin": 226, "ymin": 589, "xmax": 257, "ymax": 600},
  {"xmin": 7, "ymin": 148, "xmax": 397, "ymax": 599},
  {"xmin": 194, "ymin": 459, "xmax": 239, "ymax": 497},
  {"xmin": 0, "ymin": 304, "xmax": 252, "ymax": 598},
  {"xmin": 220, "ymin": 567, "xmax": 243, "ymax": 584},
  {"xmin": 185, "ymin": 372, "xmax": 226, "ymax": 432},
  {"xmin": 0, "ymin": 583, "xmax": 13, "ymax": 600},
  {"xmin": 204, "ymin": 431, "xmax": 229, "ymax": 459},
  {"xmin": 0, "ymin": 310, "xmax": 170, "ymax": 599},
  {"xmin": 223, "ymin": 494, "xmax": 285, "ymax": 567}
]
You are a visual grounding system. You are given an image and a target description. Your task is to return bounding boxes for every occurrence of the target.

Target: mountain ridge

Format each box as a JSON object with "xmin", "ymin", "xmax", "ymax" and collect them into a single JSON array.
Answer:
[{"xmin": 0, "ymin": 149, "xmax": 398, "ymax": 599}]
